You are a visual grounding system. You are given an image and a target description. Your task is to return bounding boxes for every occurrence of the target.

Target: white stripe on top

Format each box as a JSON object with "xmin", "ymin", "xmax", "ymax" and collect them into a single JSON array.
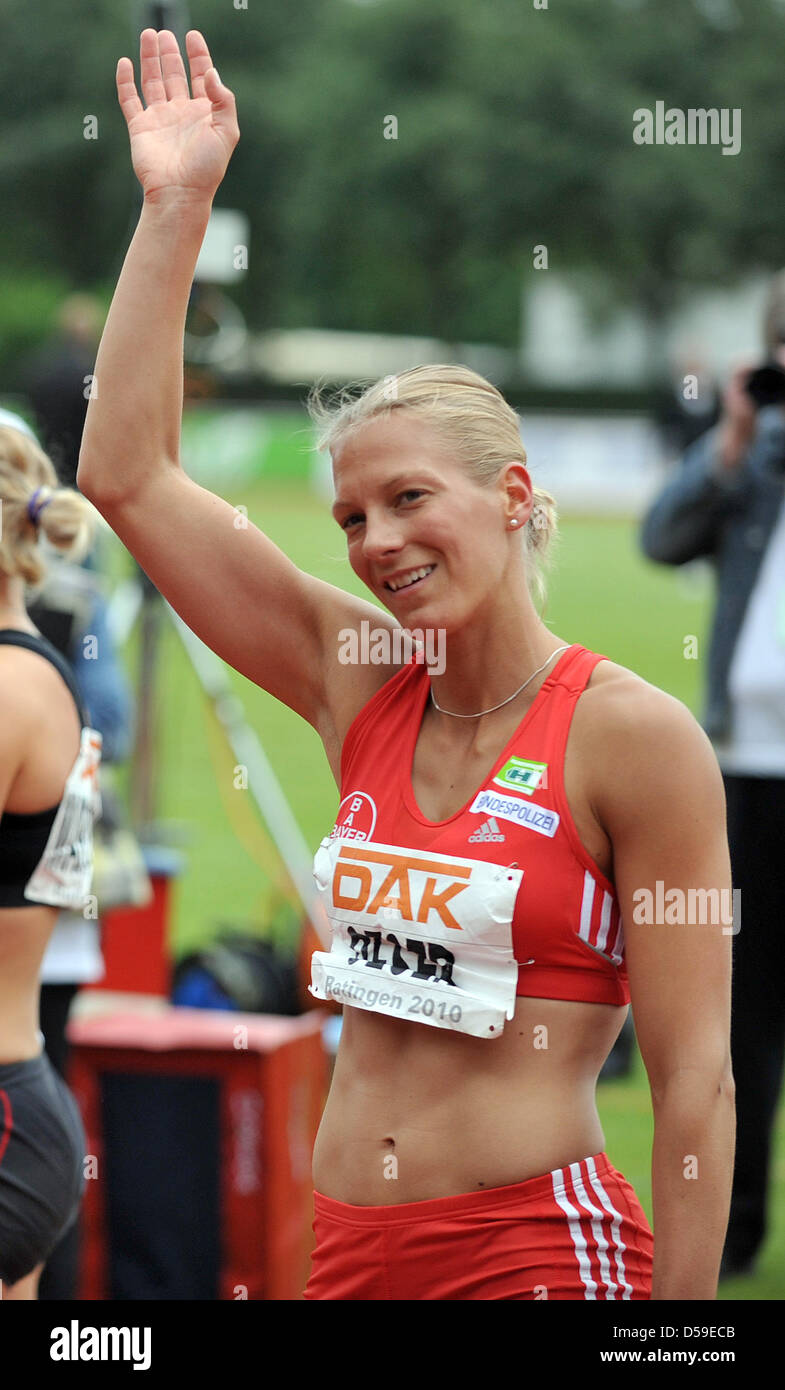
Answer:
[
  {"xmin": 579, "ymin": 871, "xmax": 596, "ymax": 946},
  {"xmin": 579, "ymin": 870, "xmax": 625, "ymax": 966},
  {"xmin": 596, "ymin": 891, "xmax": 613, "ymax": 953}
]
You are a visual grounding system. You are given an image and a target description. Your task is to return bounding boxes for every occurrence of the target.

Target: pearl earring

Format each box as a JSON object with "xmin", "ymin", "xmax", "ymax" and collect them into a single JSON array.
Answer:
[{"xmin": 509, "ymin": 518, "xmax": 519, "ymax": 528}]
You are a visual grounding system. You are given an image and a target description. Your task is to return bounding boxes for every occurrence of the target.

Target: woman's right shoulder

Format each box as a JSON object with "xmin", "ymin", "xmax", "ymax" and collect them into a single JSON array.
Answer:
[
  {"xmin": 0, "ymin": 650, "xmax": 39, "ymax": 787},
  {"xmin": 0, "ymin": 642, "xmax": 79, "ymax": 736},
  {"xmin": 0, "ymin": 640, "xmax": 43, "ymax": 701}
]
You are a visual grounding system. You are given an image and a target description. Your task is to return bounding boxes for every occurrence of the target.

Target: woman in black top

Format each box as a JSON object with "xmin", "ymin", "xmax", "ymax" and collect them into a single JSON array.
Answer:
[{"xmin": 0, "ymin": 412, "xmax": 99, "ymax": 1299}]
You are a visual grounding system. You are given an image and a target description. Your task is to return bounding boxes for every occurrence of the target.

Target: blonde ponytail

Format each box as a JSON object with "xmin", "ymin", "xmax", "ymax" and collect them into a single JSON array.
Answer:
[{"xmin": 0, "ymin": 425, "xmax": 95, "ymax": 589}]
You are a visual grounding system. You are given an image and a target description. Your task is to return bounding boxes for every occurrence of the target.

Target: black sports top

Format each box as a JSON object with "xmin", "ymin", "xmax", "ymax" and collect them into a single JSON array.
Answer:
[{"xmin": 0, "ymin": 629, "xmax": 91, "ymax": 909}]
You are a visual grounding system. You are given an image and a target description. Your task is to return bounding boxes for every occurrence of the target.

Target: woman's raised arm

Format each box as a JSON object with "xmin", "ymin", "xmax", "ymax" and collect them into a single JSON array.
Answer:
[
  {"xmin": 78, "ymin": 30, "xmax": 397, "ymax": 743},
  {"xmin": 80, "ymin": 29, "xmax": 239, "ymax": 498}
]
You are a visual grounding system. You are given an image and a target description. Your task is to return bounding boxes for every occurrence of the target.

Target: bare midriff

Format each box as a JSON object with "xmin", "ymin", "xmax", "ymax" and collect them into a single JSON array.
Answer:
[
  {"xmin": 312, "ymin": 658, "xmax": 632, "ymax": 1205},
  {"xmin": 312, "ymin": 993, "xmax": 628, "ymax": 1204},
  {"xmin": 0, "ymin": 905, "xmax": 59, "ymax": 1062}
]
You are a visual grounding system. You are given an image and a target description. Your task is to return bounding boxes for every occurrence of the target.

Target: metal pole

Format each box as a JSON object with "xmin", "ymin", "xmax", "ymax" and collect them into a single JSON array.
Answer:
[{"xmin": 166, "ymin": 605, "xmax": 331, "ymax": 947}]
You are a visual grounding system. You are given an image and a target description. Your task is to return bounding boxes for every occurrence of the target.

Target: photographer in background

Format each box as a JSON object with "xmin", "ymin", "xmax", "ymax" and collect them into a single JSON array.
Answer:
[{"xmin": 640, "ymin": 271, "xmax": 785, "ymax": 1280}]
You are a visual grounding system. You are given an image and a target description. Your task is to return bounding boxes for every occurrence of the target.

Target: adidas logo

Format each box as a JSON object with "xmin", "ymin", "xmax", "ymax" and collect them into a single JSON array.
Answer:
[{"xmin": 468, "ymin": 817, "xmax": 506, "ymax": 843}]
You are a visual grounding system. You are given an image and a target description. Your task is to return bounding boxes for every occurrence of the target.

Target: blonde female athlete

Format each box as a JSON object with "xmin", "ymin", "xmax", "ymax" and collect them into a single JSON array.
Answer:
[
  {"xmin": 77, "ymin": 28, "xmax": 734, "ymax": 1299},
  {"xmin": 0, "ymin": 414, "xmax": 100, "ymax": 1299}
]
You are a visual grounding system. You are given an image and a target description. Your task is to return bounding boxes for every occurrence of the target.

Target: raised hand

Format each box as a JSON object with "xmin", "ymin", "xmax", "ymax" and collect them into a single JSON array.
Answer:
[{"xmin": 116, "ymin": 29, "xmax": 239, "ymax": 204}]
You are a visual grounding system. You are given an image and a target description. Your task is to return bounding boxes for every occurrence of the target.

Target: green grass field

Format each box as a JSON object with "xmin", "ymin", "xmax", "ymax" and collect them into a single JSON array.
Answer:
[{"xmin": 106, "ymin": 474, "xmax": 784, "ymax": 1300}]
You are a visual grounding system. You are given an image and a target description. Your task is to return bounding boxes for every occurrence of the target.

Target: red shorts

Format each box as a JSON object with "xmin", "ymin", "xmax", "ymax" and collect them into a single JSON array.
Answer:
[{"xmin": 304, "ymin": 1151, "xmax": 653, "ymax": 1300}]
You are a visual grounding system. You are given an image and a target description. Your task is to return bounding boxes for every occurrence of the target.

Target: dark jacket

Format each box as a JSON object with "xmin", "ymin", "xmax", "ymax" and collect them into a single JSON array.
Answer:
[{"xmin": 640, "ymin": 408, "xmax": 785, "ymax": 741}]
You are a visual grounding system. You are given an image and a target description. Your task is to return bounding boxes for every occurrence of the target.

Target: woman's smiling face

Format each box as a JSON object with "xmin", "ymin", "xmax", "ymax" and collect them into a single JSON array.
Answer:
[{"xmin": 331, "ymin": 412, "xmax": 530, "ymax": 633}]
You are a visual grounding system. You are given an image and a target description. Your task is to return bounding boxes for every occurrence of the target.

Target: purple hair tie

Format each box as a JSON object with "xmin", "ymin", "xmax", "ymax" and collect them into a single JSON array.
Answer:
[{"xmin": 27, "ymin": 486, "xmax": 52, "ymax": 526}]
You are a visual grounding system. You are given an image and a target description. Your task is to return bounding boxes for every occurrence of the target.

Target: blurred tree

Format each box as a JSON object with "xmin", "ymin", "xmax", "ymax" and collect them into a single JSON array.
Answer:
[
  {"xmin": 278, "ymin": 0, "xmax": 785, "ymax": 345},
  {"xmin": 1, "ymin": 0, "xmax": 784, "ymax": 379}
]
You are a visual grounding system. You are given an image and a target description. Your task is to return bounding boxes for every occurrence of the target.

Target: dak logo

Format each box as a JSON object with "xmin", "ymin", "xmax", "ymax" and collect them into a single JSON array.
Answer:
[
  {"xmin": 333, "ymin": 845, "xmax": 472, "ymax": 930},
  {"xmin": 330, "ymin": 791, "xmax": 377, "ymax": 843}
]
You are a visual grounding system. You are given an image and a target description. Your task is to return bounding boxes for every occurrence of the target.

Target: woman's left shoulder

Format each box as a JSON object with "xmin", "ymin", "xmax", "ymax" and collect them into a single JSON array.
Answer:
[{"xmin": 577, "ymin": 657, "xmax": 721, "ymax": 792}]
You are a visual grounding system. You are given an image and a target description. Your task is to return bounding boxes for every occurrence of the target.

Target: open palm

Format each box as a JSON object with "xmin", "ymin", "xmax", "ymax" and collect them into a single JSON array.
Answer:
[{"xmin": 117, "ymin": 29, "xmax": 239, "ymax": 202}]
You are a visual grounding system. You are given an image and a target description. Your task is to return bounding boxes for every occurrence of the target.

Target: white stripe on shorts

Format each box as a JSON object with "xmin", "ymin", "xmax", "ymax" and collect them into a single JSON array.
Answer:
[
  {"xmin": 550, "ymin": 1166, "xmax": 598, "ymax": 1299},
  {"xmin": 584, "ymin": 1155, "xmax": 633, "ymax": 1299},
  {"xmin": 552, "ymin": 1157, "xmax": 634, "ymax": 1300},
  {"xmin": 568, "ymin": 1161, "xmax": 618, "ymax": 1298}
]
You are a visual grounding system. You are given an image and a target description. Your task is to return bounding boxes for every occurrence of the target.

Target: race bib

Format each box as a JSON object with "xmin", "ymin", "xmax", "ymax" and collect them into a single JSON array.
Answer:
[
  {"xmin": 309, "ymin": 837, "xmax": 523, "ymax": 1039},
  {"xmin": 24, "ymin": 727, "xmax": 103, "ymax": 910}
]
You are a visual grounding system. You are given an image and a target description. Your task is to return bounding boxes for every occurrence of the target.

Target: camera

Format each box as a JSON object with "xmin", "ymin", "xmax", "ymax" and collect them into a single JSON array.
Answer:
[{"xmin": 745, "ymin": 362, "xmax": 785, "ymax": 408}]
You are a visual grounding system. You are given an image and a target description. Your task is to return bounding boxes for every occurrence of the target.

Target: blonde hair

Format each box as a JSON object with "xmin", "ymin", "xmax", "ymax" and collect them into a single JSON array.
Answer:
[
  {"xmin": 306, "ymin": 364, "xmax": 558, "ymax": 605},
  {"xmin": 0, "ymin": 425, "xmax": 95, "ymax": 589}
]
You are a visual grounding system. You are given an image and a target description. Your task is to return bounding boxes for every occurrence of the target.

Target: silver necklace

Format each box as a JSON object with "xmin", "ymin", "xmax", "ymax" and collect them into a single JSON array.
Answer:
[{"xmin": 429, "ymin": 645, "xmax": 570, "ymax": 719}]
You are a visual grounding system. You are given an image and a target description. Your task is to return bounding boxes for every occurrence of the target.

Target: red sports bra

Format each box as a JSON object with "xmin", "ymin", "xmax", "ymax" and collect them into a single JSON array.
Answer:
[{"xmin": 309, "ymin": 644, "xmax": 629, "ymax": 1039}]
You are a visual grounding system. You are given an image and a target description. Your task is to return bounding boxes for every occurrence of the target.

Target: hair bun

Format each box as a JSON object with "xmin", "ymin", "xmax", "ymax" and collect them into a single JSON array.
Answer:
[{"xmin": 27, "ymin": 485, "xmax": 55, "ymax": 527}]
